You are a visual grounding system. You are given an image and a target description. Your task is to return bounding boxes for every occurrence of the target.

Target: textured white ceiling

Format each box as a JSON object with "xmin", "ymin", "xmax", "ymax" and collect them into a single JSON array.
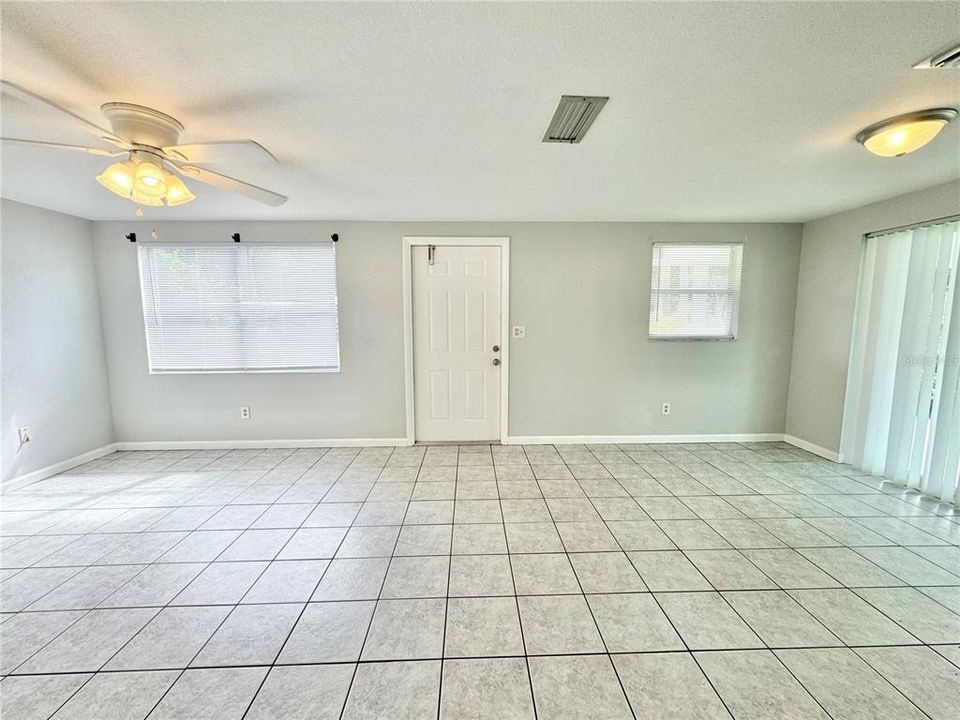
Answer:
[{"xmin": 1, "ymin": 1, "xmax": 958, "ymax": 222}]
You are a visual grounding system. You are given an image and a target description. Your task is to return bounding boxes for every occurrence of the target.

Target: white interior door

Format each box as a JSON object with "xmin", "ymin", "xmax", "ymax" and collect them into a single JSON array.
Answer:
[{"xmin": 413, "ymin": 245, "xmax": 501, "ymax": 441}]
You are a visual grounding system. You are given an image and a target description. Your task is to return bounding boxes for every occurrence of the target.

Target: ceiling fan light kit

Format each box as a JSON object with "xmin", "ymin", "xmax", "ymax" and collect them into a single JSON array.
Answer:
[
  {"xmin": 95, "ymin": 151, "xmax": 196, "ymax": 207},
  {"xmin": 1, "ymin": 80, "xmax": 287, "ymax": 212}
]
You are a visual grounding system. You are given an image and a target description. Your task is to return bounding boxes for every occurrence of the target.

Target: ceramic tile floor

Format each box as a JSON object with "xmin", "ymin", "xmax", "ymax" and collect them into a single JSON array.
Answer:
[{"xmin": 1, "ymin": 441, "xmax": 959, "ymax": 719}]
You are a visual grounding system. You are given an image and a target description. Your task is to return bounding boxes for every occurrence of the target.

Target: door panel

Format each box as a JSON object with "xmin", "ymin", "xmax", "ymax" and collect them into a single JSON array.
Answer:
[
  {"xmin": 429, "ymin": 370, "xmax": 452, "ymax": 420},
  {"xmin": 464, "ymin": 291, "xmax": 486, "ymax": 352},
  {"xmin": 428, "ymin": 290, "xmax": 450, "ymax": 352},
  {"xmin": 413, "ymin": 245, "xmax": 501, "ymax": 441},
  {"xmin": 464, "ymin": 370, "xmax": 486, "ymax": 420}
]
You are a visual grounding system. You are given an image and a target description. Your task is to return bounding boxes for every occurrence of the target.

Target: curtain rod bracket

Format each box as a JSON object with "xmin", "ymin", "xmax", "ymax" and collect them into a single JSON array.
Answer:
[
  {"xmin": 231, "ymin": 233, "xmax": 241, "ymax": 243},
  {"xmin": 331, "ymin": 233, "xmax": 339, "ymax": 243},
  {"xmin": 126, "ymin": 233, "xmax": 137, "ymax": 243}
]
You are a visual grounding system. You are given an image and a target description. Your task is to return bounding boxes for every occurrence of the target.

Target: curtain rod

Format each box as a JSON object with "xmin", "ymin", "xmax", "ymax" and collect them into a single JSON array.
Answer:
[
  {"xmin": 125, "ymin": 233, "xmax": 339, "ymax": 243},
  {"xmin": 865, "ymin": 213, "xmax": 960, "ymax": 239}
]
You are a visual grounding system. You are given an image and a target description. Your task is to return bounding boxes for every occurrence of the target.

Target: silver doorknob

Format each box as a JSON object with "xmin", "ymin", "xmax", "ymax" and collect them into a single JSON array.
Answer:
[
  {"xmin": 492, "ymin": 358, "xmax": 501, "ymax": 366},
  {"xmin": 492, "ymin": 345, "xmax": 500, "ymax": 352}
]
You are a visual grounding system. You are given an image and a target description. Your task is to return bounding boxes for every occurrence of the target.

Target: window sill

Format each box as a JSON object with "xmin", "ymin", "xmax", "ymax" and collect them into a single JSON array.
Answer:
[
  {"xmin": 148, "ymin": 367, "xmax": 342, "ymax": 375},
  {"xmin": 648, "ymin": 336, "xmax": 738, "ymax": 342}
]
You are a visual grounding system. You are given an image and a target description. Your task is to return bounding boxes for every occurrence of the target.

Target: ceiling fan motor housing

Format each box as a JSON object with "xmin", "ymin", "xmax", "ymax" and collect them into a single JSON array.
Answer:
[{"xmin": 101, "ymin": 102, "xmax": 184, "ymax": 149}]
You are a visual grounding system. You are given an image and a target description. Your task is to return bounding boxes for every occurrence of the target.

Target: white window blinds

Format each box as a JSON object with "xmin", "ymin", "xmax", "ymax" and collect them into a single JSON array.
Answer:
[
  {"xmin": 649, "ymin": 243, "xmax": 743, "ymax": 339},
  {"xmin": 137, "ymin": 243, "xmax": 340, "ymax": 373},
  {"xmin": 842, "ymin": 220, "xmax": 960, "ymax": 504}
]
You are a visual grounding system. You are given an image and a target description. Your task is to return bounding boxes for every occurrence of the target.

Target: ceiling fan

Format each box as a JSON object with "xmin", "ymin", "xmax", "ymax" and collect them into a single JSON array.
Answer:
[{"xmin": 1, "ymin": 80, "xmax": 287, "ymax": 212}]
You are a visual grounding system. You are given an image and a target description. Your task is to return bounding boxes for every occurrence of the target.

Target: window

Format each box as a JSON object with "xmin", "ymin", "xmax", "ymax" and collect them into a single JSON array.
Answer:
[
  {"xmin": 137, "ymin": 243, "xmax": 340, "ymax": 373},
  {"xmin": 649, "ymin": 243, "xmax": 743, "ymax": 340}
]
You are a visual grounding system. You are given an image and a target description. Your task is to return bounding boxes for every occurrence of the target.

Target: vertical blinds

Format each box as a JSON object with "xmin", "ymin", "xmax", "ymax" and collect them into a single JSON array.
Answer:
[
  {"xmin": 649, "ymin": 243, "xmax": 743, "ymax": 339},
  {"xmin": 842, "ymin": 220, "xmax": 960, "ymax": 503},
  {"xmin": 137, "ymin": 243, "xmax": 340, "ymax": 373}
]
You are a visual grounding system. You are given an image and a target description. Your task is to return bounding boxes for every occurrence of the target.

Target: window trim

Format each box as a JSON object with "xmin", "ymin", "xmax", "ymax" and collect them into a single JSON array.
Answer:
[
  {"xmin": 137, "ymin": 241, "xmax": 341, "ymax": 375},
  {"xmin": 648, "ymin": 241, "xmax": 744, "ymax": 342}
]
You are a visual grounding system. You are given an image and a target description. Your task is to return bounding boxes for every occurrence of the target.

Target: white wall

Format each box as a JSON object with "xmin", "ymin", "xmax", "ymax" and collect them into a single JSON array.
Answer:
[
  {"xmin": 785, "ymin": 179, "xmax": 960, "ymax": 456},
  {"xmin": 94, "ymin": 220, "xmax": 801, "ymax": 443},
  {"xmin": 1, "ymin": 200, "xmax": 114, "ymax": 481}
]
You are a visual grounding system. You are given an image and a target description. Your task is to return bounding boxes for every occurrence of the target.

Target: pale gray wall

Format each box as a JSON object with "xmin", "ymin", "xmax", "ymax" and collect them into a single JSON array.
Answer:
[
  {"xmin": 94, "ymin": 222, "xmax": 406, "ymax": 442},
  {"xmin": 1, "ymin": 200, "xmax": 114, "ymax": 481},
  {"xmin": 94, "ymin": 220, "xmax": 801, "ymax": 442},
  {"xmin": 785, "ymin": 179, "xmax": 960, "ymax": 454},
  {"xmin": 506, "ymin": 223, "xmax": 800, "ymax": 436},
  {"xmin": 14, "ymin": 184, "xmax": 960, "ymax": 460}
]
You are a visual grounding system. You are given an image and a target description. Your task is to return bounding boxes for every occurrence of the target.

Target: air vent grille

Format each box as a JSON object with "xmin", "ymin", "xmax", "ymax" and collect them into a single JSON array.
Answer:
[
  {"xmin": 915, "ymin": 41, "xmax": 960, "ymax": 69},
  {"xmin": 542, "ymin": 95, "xmax": 609, "ymax": 143}
]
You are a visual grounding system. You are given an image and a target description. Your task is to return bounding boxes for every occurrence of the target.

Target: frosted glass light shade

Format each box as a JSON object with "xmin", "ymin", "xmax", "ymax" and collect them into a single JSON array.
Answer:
[
  {"xmin": 134, "ymin": 159, "xmax": 167, "ymax": 197},
  {"xmin": 95, "ymin": 160, "xmax": 136, "ymax": 197},
  {"xmin": 857, "ymin": 109, "xmax": 956, "ymax": 157},
  {"xmin": 163, "ymin": 171, "xmax": 195, "ymax": 206}
]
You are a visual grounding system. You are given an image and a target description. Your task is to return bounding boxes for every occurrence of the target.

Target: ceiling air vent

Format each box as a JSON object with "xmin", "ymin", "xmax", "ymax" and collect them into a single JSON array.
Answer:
[
  {"xmin": 914, "ymin": 41, "xmax": 960, "ymax": 68},
  {"xmin": 542, "ymin": 95, "xmax": 609, "ymax": 143}
]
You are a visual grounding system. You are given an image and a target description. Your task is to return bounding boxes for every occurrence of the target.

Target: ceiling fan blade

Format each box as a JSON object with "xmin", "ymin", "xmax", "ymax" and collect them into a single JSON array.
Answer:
[
  {"xmin": 171, "ymin": 163, "xmax": 287, "ymax": 206},
  {"xmin": 2, "ymin": 137, "xmax": 125, "ymax": 157},
  {"xmin": 1, "ymin": 80, "xmax": 130, "ymax": 148},
  {"xmin": 162, "ymin": 140, "xmax": 277, "ymax": 164}
]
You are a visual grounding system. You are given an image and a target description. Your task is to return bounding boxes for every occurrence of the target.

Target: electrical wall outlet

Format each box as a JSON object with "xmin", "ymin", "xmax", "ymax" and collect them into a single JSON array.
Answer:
[
  {"xmin": 661, "ymin": 402, "xmax": 671, "ymax": 416},
  {"xmin": 240, "ymin": 406, "xmax": 251, "ymax": 420},
  {"xmin": 512, "ymin": 325, "xmax": 526, "ymax": 339},
  {"xmin": 18, "ymin": 426, "xmax": 31, "ymax": 447}
]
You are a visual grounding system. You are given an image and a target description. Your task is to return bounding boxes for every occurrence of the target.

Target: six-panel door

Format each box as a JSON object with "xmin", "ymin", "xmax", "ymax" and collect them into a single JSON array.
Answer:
[{"xmin": 412, "ymin": 245, "xmax": 501, "ymax": 441}]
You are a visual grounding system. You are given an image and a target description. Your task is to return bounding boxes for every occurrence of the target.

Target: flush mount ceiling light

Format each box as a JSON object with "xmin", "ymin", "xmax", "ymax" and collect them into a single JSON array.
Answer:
[
  {"xmin": 1, "ymin": 80, "xmax": 287, "ymax": 212},
  {"xmin": 856, "ymin": 108, "xmax": 957, "ymax": 157}
]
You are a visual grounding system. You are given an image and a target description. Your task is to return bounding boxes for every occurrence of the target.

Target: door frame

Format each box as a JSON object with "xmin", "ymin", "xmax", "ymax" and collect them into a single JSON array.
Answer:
[{"xmin": 402, "ymin": 236, "xmax": 510, "ymax": 445}]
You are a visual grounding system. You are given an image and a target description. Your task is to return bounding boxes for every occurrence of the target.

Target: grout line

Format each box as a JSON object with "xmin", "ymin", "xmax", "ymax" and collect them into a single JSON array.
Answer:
[
  {"xmin": 236, "ymin": 454, "xmax": 353, "ymax": 719},
  {"xmin": 8, "ymin": 579, "xmax": 960, "ymax": 618},
  {"xmin": 570, "ymin": 448, "xmax": 733, "ymax": 719},
  {"xmin": 337, "ymin": 445, "xmax": 426, "ymax": 720},
  {"xmin": 435, "ymin": 443, "xmax": 459, "ymax": 720},
  {"xmin": 833, "ymin": 647, "xmax": 938, "ymax": 719},
  {"xmin": 133, "ymin": 448, "xmax": 338, "ymax": 720},
  {"xmin": 5, "ymin": 640, "xmax": 960, "ymax": 680},
  {"xmin": 534, "ymin": 445, "xmax": 638, "ymax": 719},
  {"xmin": 594, "ymin": 448, "xmax": 851, "ymax": 720},
  {"xmin": 502, "ymin": 446, "xmax": 539, "ymax": 720}
]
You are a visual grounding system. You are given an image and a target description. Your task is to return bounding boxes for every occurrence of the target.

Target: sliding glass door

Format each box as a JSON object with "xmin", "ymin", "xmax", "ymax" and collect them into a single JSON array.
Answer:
[{"xmin": 841, "ymin": 219, "xmax": 960, "ymax": 503}]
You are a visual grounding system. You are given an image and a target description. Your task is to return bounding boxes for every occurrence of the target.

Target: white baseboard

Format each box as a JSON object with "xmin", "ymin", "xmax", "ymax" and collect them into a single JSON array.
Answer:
[
  {"xmin": 0, "ymin": 435, "xmax": 840, "ymax": 488},
  {"xmin": 114, "ymin": 438, "xmax": 412, "ymax": 451},
  {"xmin": 2, "ymin": 442, "xmax": 120, "ymax": 488},
  {"xmin": 783, "ymin": 434, "xmax": 842, "ymax": 463},
  {"xmin": 505, "ymin": 433, "xmax": 785, "ymax": 445},
  {"xmin": 509, "ymin": 432, "xmax": 844, "ymax": 464}
]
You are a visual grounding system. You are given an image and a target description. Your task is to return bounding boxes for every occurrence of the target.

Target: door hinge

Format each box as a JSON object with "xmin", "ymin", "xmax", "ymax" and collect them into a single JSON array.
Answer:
[{"xmin": 428, "ymin": 244, "xmax": 436, "ymax": 265}]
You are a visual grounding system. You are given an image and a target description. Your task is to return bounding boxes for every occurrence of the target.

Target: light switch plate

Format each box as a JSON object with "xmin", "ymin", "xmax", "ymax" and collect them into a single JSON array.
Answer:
[{"xmin": 512, "ymin": 326, "xmax": 526, "ymax": 339}]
